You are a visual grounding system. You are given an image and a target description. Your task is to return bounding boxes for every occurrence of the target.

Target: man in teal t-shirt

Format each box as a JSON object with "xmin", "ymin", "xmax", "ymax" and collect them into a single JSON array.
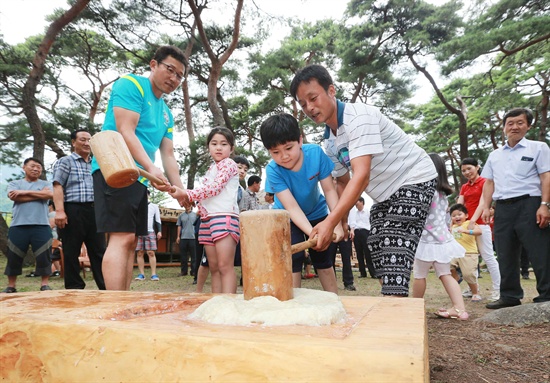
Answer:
[{"xmin": 92, "ymin": 45, "xmax": 187, "ymax": 290}]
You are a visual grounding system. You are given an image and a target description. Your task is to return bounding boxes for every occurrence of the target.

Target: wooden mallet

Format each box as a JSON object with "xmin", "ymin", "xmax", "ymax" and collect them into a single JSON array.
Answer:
[
  {"xmin": 90, "ymin": 130, "xmax": 175, "ymax": 190},
  {"xmin": 240, "ymin": 209, "xmax": 336, "ymax": 301}
]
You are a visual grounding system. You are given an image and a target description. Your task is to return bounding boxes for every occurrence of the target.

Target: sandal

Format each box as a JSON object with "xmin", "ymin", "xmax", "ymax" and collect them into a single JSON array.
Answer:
[
  {"xmin": 434, "ymin": 307, "xmax": 469, "ymax": 320},
  {"xmin": 2, "ymin": 286, "xmax": 17, "ymax": 293}
]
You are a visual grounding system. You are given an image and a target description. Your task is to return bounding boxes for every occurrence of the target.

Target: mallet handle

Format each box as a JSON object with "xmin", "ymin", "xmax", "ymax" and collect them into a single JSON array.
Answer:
[
  {"xmin": 290, "ymin": 234, "xmax": 337, "ymax": 254},
  {"xmin": 139, "ymin": 169, "xmax": 176, "ymax": 193}
]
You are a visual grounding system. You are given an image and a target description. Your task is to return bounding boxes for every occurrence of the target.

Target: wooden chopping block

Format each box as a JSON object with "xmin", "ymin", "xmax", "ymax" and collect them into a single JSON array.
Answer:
[
  {"xmin": 240, "ymin": 209, "xmax": 293, "ymax": 301},
  {"xmin": 90, "ymin": 130, "xmax": 172, "ymax": 189},
  {"xmin": 0, "ymin": 290, "xmax": 429, "ymax": 382}
]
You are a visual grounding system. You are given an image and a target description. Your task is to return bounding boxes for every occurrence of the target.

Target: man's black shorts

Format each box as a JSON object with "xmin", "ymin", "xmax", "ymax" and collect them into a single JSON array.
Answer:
[{"xmin": 93, "ymin": 171, "xmax": 148, "ymax": 235}]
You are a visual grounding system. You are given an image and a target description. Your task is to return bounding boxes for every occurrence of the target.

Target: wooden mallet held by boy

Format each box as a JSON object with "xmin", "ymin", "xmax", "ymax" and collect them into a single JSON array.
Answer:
[{"xmin": 240, "ymin": 209, "xmax": 335, "ymax": 302}]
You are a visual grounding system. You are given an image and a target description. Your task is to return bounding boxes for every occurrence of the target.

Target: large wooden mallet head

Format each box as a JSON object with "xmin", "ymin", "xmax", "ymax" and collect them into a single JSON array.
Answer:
[
  {"xmin": 90, "ymin": 130, "xmax": 173, "ymax": 190},
  {"xmin": 240, "ymin": 210, "xmax": 294, "ymax": 301}
]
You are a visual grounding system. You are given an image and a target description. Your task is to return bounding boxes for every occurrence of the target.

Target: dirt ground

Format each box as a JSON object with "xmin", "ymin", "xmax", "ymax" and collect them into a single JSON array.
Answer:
[
  {"xmin": 428, "ymin": 319, "xmax": 549, "ymax": 383},
  {"xmin": 424, "ymin": 277, "xmax": 550, "ymax": 383},
  {"xmin": 2, "ymin": 256, "xmax": 549, "ymax": 382}
]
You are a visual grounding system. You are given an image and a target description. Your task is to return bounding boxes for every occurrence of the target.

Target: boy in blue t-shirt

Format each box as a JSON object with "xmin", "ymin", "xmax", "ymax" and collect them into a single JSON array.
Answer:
[{"xmin": 260, "ymin": 113, "xmax": 344, "ymax": 293}]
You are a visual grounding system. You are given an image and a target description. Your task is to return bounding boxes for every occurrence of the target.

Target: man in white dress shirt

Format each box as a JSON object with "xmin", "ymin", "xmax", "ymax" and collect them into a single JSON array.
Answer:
[{"xmin": 349, "ymin": 197, "xmax": 376, "ymax": 279}]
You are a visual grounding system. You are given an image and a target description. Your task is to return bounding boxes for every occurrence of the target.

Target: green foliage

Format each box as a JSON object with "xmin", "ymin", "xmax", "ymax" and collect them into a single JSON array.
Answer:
[
  {"xmin": 440, "ymin": 0, "xmax": 550, "ymax": 73},
  {"xmin": 1, "ymin": 0, "xmax": 548, "ymax": 192}
]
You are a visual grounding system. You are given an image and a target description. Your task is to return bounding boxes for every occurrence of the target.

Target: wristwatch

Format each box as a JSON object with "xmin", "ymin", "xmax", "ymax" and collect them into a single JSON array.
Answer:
[{"xmin": 541, "ymin": 202, "xmax": 550, "ymax": 209}]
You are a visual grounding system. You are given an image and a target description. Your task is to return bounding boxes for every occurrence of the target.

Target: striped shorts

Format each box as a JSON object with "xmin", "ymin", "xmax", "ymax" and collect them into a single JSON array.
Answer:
[
  {"xmin": 198, "ymin": 215, "xmax": 240, "ymax": 246},
  {"xmin": 135, "ymin": 232, "xmax": 157, "ymax": 251}
]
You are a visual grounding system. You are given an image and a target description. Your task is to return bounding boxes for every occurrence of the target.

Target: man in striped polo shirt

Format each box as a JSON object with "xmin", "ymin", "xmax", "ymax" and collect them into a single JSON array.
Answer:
[{"xmin": 290, "ymin": 64, "xmax": 437, "ymax": 297}]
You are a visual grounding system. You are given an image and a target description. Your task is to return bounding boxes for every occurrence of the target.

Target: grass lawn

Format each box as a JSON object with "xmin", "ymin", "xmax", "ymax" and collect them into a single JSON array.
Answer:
[{"xmin": 0, "ymin": 254, "xmax": 537, "ymax": 312}]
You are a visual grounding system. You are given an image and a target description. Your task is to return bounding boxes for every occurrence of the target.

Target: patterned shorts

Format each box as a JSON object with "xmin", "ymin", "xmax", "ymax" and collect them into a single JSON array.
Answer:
[
  {"xmin": 136, "ymin": 232, "xmax": 157, "ymax": 251},
  {"xmin": 198, "ymin": 215, "xmax": 240, "ymax": 246},
  {"xmin": 368, "ymin": 179, "xmax": 436, "ymax": 296}
]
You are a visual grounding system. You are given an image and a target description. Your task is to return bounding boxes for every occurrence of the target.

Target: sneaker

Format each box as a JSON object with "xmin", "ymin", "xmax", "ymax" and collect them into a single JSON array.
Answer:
[
  {"xmin": 151, "ymin": 275, "xmax": 159, "ymax": 281},
  {"xmin": 471, "ymin": 294, "xmax": 482, "ymax": 302},
  {"xmin": 25, "ymin": 272, "xmax": 38, "ymax": 278},
  {"xmin": 40, "ymin": 285, "xmax": 52, "ymax": 291},
  {"xmin": 344, "ymin": 284, "xmax": 357, "ymax": 291},
  {"xmin": 522, "ymin": 273, "xmax": 530, "ymax": 280},
  {"xmin": 135, "ymin": 274, "xmax": 145, "ymax": 281},
  {"xmin": 490, "ymin": 290, "xmax": 500, "ymax": 301},
  {"xmin": 462, "ymin": 288, "xmax": 472, "ymax": 298},
  {"xmin": 2, "ymin": 287, "xmax": 17, "ymax": 293},
  {"xmin": 52, "ymin": 271, "xmax": 60, "ymax": 277}
]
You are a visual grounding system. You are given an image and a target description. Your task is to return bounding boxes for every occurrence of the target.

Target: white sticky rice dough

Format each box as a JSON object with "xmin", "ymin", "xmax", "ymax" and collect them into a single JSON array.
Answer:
[{"xmin": 188, "ymin": 288, "xmax": 346, "ymax": 326}]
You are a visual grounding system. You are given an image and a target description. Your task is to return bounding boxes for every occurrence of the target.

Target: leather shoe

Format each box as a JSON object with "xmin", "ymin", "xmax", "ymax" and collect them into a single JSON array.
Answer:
[{"xmin": 486, "ymin": 299, "xmax": 521, "ymax": 309}]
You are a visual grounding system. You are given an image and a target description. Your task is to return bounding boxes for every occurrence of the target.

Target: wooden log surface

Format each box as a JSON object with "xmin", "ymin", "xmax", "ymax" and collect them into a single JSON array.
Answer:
[{"xmin": 0, "ymin": 290, "xmax": 429, "ymax": 383}]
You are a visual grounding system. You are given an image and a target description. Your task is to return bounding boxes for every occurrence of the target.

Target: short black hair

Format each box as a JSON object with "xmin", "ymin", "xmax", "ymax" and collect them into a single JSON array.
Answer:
[
  {"xmin": 449, "ymin": 203, "xmax": 468, "ymax": 215},
  {"xmin": 260, "ymin": 113, "xmax": 301, "ymax": 150},
  {"xmin": 265, "ymin": 192, "xmax": 274, "ymax": 197},
  {"xmin": 153, "ymin": 45, "xmax": 188, "ymax": 74},
  {"xmin": 23, "ymin": 157, "xmax": 44, "ymax": 167},
  {"xmin": 503, "ymin": 108, "xmax": 533, "ymax": 126},
  {"xmin": 247, "ymin": 175, "xmax": 261, "ymax": 187},
  {"xmin": 290, "ymin": 64, "xmax": 334, "ymax": 101},
  {"xmin": 233, "ymin": 155, "xmax": 250, "ymax": 168},
  {"xmin": 357, "ymin": 197, "xmax": 365, "ymax": 204},
  {"xmin": 71, "ymin": 129, "xmax": 90, "ymax": 140}
]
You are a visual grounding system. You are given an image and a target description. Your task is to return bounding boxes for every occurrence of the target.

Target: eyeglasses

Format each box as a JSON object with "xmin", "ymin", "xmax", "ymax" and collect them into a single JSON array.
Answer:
[{"xmin": 158, "ymin": 61, "xmax": 184, "ymax": 82}]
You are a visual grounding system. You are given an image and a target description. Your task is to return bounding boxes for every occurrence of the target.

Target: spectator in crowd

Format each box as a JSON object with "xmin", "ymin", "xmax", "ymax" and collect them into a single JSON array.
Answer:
[
  {"xmin": 135, "ymin": 191, "xmax": 162, "ymax": 281},
  {"xmin": 240, "ymin": 175, "xmax": 262, "ymax": 212},
  {"xmin": 53, "ymin": 129, "xmax": 105, "ymax": 290},
  {"xmin": 48, "ymin": 201, "xmax": 61, "ymax": 277},
  {"xmin": 456, "ymin": 157, "xmax": 501, "ymax": 301},
  {"xmin": 481, "ymin": 107, "xmax": 550, "ymax": 309},
  {"xmin": 328, "ymin": 235, "xmax": 356, "ymax": 291},
  {"xmin": 3, "ymin": 158, "xmax": 53, "ymax": 293},
  {"xmin": 263, "ymin": 192, "xmax": 275, "ymax": 209},
  {"xmin": 176, "ymin": 206, "xmax": 197, "ymax": 277},
  {"xmin": 450, "ymin": 204, "xmax": 483, "ymax": 302},
  {"xmin": 348, "ymin": 197, "xmax": 375, "ymax": 279}
]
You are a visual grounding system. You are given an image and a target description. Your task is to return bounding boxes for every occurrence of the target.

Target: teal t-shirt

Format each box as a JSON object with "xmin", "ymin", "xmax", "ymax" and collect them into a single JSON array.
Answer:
[
  {"xmin": 265, "ymin": 144, "xmax": 334, "ymax": 221},
  {"xmin": 91, "ymin": 74, "xmax": 174, "ymax": 185}
]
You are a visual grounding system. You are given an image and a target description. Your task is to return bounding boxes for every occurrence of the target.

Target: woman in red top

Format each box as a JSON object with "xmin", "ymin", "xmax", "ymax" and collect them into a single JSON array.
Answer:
[{"xmin": 457, "ymin": 158, "xmax": 501, "ymax": 301}]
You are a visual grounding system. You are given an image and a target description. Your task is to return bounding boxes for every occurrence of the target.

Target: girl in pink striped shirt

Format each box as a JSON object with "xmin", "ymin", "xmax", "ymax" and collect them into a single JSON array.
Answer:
[{"xmin": 170, "ymin": 127, "xmax": 240, "ymax": 293}]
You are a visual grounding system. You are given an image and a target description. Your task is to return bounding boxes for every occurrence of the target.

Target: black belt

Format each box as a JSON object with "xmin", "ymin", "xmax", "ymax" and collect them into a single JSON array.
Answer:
[
  {"xmin": 65, "ymin": 202, "xmax": 94, "ymax": 207},
  {"xmin": 355, "ymin": 228, "xmax": 369, "ymax": 232},
  {"xmin": 496, "ymin": 195, "xmax": 531, "ymax": 205}
]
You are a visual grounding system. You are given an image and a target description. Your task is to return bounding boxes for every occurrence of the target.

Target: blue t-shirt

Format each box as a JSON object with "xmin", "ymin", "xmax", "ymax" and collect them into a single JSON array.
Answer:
[
  {"xmin": 265, "ymin": 144, "xmax": 334, "ymax": 221},
  {"xmin": 91, "ymin": 74, "xmax": 174, "ymax": 185}
]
